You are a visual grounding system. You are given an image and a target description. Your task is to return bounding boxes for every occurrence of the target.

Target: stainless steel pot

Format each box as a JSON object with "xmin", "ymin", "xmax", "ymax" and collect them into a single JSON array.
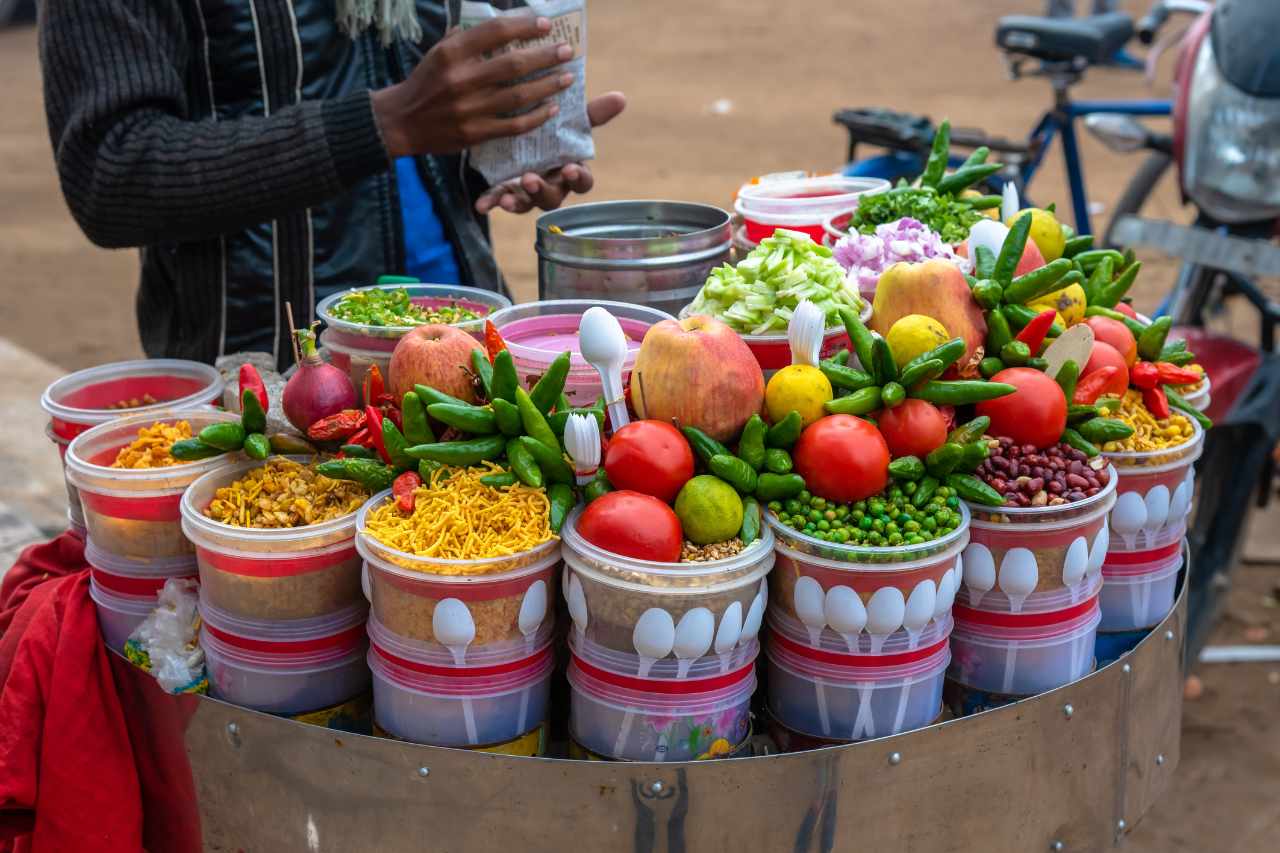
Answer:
[{"xmin": 536, "ymin": 200, "xmax": 732, "ymax": 317}]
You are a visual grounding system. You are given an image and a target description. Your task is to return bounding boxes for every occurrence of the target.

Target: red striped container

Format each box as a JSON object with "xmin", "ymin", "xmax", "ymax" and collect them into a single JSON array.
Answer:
[
  {"xmin": 87, "ymin": 540, "xmax": 199, "ymax": 651},
  {"xmin": 1099, "ymin": 542, "xmax": 1183, "ymax": 631}
]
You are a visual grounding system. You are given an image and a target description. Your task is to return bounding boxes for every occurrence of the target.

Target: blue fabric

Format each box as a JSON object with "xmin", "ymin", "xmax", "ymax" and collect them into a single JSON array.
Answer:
[{"xmin": 396, "ymin": 157, "xmax": 462, "ymax": 284}]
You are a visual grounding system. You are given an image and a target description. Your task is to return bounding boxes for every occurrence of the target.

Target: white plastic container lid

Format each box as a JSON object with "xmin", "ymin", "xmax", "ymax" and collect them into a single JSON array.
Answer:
[
  {"xmin": 42, "ymin": 359, "xmax": 224, "ymax": 434},
  {"xmin": 567, "ymin": 626, "xmax": 759, "ymax": 680},
  {"xmin": 735, "ymin": 177, "xmax": 891, "ymax": 219}
]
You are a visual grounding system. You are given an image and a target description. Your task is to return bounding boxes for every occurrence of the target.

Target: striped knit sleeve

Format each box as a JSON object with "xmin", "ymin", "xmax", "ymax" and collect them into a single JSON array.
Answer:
[{"xmin": 39, "ymin": 0, "xmax": 390, "ymax": 249}]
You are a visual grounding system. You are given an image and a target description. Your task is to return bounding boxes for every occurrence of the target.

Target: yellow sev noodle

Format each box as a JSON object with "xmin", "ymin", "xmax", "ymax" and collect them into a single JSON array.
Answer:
[{"xmin": 363, "ymin": 462, "xmax": 553, "ymax": 571}]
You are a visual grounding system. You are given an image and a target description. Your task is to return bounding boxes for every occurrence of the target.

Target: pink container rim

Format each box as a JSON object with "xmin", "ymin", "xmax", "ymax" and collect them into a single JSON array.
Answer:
[
  {"xmin": 966, "ymin": 464, "xmax": 1118, "ymax": 531},
  {"xmin": 486, "ymin": 298, "xmax": 674, "ymax": 369},
  {"xmin": 367, "ymin": 612, "xmax": 554, "ymax": 670},
  {"xmin": 41, "ymin": 359, "xmax": 225, "ymax": 434},
  {"xmin": 567, "ymin": 655, "xmax": 756, "ymax": 713},
  {"xmin": 764, "ymin": 635, "xmax": 950, "ymax": 684},
  {"xmin": 952, "ymin": 598, "xmax": 1101, "ymax": 642},
  {"xmin": 369, "ymin": 641, "xmax": 553, "ymax": 697},
  {"xmin": 766, "ymin": 503, "xmax": 969, "ymax": 572}
]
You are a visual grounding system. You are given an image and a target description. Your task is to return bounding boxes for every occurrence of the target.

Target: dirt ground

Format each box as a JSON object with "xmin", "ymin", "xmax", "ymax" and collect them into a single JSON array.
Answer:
[{"xmin": 0, "ymin": 0, "xmax": 1276, "ymax": 848}]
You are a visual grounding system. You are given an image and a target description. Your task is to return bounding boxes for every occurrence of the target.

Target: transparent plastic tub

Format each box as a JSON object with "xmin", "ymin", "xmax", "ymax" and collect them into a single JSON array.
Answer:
[
  {"xmin": 1105, "ymin": 422, "xmax": 1203, "ymax": 552},
  {"xmin": 764, "ymin": 631, "xmax": 949, "ymax": 741},
  {"xmin": 368, "ymin": 617, "xmax": 553, "ymax": 747},
  {"xmin": 1099, "ymin": 543, "xmax": 1183, "ymax": 631},
  {"xmin": 46, "ymin": 424, "xmax": 84, "ymax": 528},
  {"xmin": 318, "ymin": 283, "xmax": 510, "ymax": 345},
  {"xmin": 65, "ymin": 409, "xmax": 241, "ymax": 561},
  {"xmin": 86, "ymin": 538, "xmax": 198, "ymax": 596},
  {"xmin": 962, "ymin": 468, "xmax": 1116, "ymax": 607},
  {"xmin": 560, "ymin": 505, "xmax": 774, "ymax": 659},
  {"xmin": 767, "ymin": 607, "xmax": 953, "ymax": 657},
  {"xmin": 567, "ymin": 652, "xmax": 755, "ymax": 762},
  {"xmin": 67, "ymin": 508, "xmax": 87, "ymax": 541},
  {"xmin": 569, "ymin": 626, "xmax": 758, "ymax": 680},
  {"xmin": 1181, "ymin": 373, "xmax": 1210, "ymax": 412},
  {"xmin": 956, "ymin": 564, "xmax": 1103, "ymax": 614},
  {"xmin": 357, "ymin": 490, "xmax": 560, "ymax": 660},
  {"xmin": 765, "ymin": 507, "xmax": 967, "ymax": 653},
  {"xmin": 90, "ymin": 577, "xmax": 157, "ymax": 652},
  {"xmin": 200, "ymin": 596, "xmax": 369, "ymax": 714},
  {"xmin": 949, "ymin": 597, "xmax": 1101, "ymax": 695},
  {"xmin": 181, "ymin": 457, "xmax": 365, "ymax": 621},
  {"xmin": 734, "ymin": 176, "xmax": 890, "ymax": 244},
  {"xmin": 486, "ymin": 299, "xmax": 674, "ymax": 407}
]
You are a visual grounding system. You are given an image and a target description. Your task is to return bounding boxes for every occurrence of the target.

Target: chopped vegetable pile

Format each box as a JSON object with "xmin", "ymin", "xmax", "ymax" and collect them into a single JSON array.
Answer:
[
  {"xmin": 849, "ymin": 187, "xmax": 986, "ymax": 245},
  {"xmin": 833, "ymin": 217, "xmax": 971, "ymax": 293},
  {"xmin": 329, "ymin": 287, "xmax": 481, "ymax": 327},
  {"xmin": 687, "ymin": 229, "xmax": 863, "ymax": 334}
]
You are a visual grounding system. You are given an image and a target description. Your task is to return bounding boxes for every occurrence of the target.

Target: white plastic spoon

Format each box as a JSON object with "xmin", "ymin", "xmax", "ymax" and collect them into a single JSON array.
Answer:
[
  {"xmin": 578, "ymin": 307, "xmax": 630, "ymax": 432},
  {"xmin": 564, "ymin": 412, "xmax": 601, "ymax": 485}
]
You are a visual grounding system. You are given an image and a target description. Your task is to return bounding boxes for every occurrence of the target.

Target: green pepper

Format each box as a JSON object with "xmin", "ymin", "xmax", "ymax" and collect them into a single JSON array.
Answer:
[
  {"xmin": 1000, "ymin": 340, "xmax": 1031, "ymax": 366},
  {"xmin": 1067, "ymin": 404, "xmax": 1104, "ymax": 424},
  {"xmin": 241, "ymin": 388, "xmax": 267, "ymax": 436},
  {"xmin": 1062, "ymin": 235, "xmax": 1094, "ymax": 258},
  {"xmin": 1026, "ymin": 357, "xmax": 1050, "ymax": 371},
  {"xmin": 825, "ymin": 386, "xmax": 882, "ymax": 415},
  {"xmin": 515, "ymin": 387, "xmax": 559, "ymax": 452},
  {"xmin": 1082, "ymin": 256, "xmax": 1114, "ymax": 305},
  {"xmin": 198, "ymin": 422, "xmax": 246, "ymax": 452},
  {"xmin": 418, "ymin": 459, "xmax": 442, "ymax": 482},
  {"xmin": 874, "ymin": 336, "xmax": 898, "ymax": 383},
  {"xmin": 911, "ymin": 475, "xmax": 940, "ymax": 508},
  {"xmin": 979, "ymin": 357, "xmax": 1004, "ymax": 379},
  {"xmin": 959, "ymin": 146, "xmax": 990, "ymax": 169},
  {"xmin": 764, "ymin": 448, "xmax": 793, "ymax": 474},
  {"xmin": 881, "ymin": 381, "xmax": 906, "ymax": 408},
  {"xmin": 912, "ymin": 381, "xmax": 1016, "ymax": 405},
  {"xmin": 832, "ymin": 349, "xmax": 851, "ymax": 366},
  {"xmin": 959, "ymin": 440, "xmax": 989, "ymax": 471},
  {"xmin": 1003, "ymin": 258, "xmax": 1072, "ymax": 304},
  {"xmin": 986, "ymin": 308, "xmax": 1014, "ymax": 354},
  {"xmin": 755, "ymin": 472, "xmax": 805, "ymax": 501},
  {"xmin": 547, "ymin": 483, "xmax": 575, "ymax": 534},
  {"xmin": 993, "ymin": 212, "xmax": 1032, "ymax": 286},
  {"xmin": 919, "ymin": 118, "xmax": 950, "ymax": 188},
  {"xmin": 1072, "ymin": 249, "xmax": 1125, "ymax": 271},
  {"xmin": 400, "ymin": 392, "xmax": 434, "ymax": 446},
  {"xmin": 469, "ymin": 349, "xmax": 494, "ymax": 399},
  {"xmin": 584, "ymin": 469, "xmax": 612, "ymax": 503},
  {"xmin": 682, "ymin": 426, "xmax": 732, "ymax": 466},
  {"xmin": 1093, "ymin": 261, "xmax": 1141, "ymax": 309},
  {"xmin": 490, "ymin": 398, "xmax": 523, "ymax": 437},
  {"xmin": 556, "ymin": 393, "xmax": 572, "ymax": 413},
  {"xmin": 1164, "ymin": 386, "xmax": 1213, "ymax": 430},
  {"xmin": 888, "ymin": 455, "xmax": 925, "ymax": 481},
  {"xmin": 765, "ymin": 411, "xmax": 804, "ymax": 449},
  {"xmin": 899, "ymin": 358, "xmax": 945, "ymax": 390},
  {"xmin": 1137, "ymin": 316, "xmax": 1173, "ymax": 363},
  {"xmin": 926, "ymin": 442, "xmax": 964, "ymax": 477},
  {"xmin": 903, "ymin": 337, "xmax": 966, "ymax": 378},
  {"xmin": 936, "ymin": 163, "xmax": 1002, "ymax": 196},
  {"xmin": 840, "ymin": 307, "xmax": 878, "ymax": 381},
  {"xmin": 965, "ymin": 195, "xmax": 1004, "ymax": 211},
  {"xmin": 1055, "ymin": 360, "xmax": 1079, "ymax": 403},
  {"xmin": 1062, "ymin": 427, "xmax": 1100, "ymax": 457},
  {"xmin": 413, "ymin": 384, "xmax": 468, "ymax": 409},
  {"xmin": 427, "ymin": 402, "xmax": 497, "ymax": 435},
  {"xmin": 946, "ymin": 473, "xmax": 1004, "ymax": 506},
  {"xmin": 516, "ymin": 435, "xmax": 574, "ymax": 485},
  {"xmin": 489, "ymin": 350, "xmax": 518, "ymax": 403},
  {"xmin": 974, "ymin": 246, "xmax": 997, "ymax": 280},
  {"xmin": 339, "ymin": 443, "xmax": 377, "ymax": 459},
  {"xmin": 820, "ymin": 362, "xmax": 875, "ymax": 391},
  {"xmin": 268, "ymin": 433, "xmax": 317, "ymax": 455},
  {"xmin": 316, "ymin": 458, "xmax": 396, "ymax": 492},
  {"xmin": 506, "ymin": 439, "xmax": 544, "ymax": 488},
  {"xmin": 381, "ymin": 418, "xmax": 415, "ymax": 470},
  {"xmin": 739, "ymin": 497, "xmax": 761, "ymax": 546},
  {"xmin": 971, "ymin": 280, "xmax": 1004, "ymax": 310},
  {"xmin": 405, "ymin": 435, "xmax": 506, "ymax": 466},
  {"xmin": 1002, "ymin": 304, "xmax": 1064, "ymax": 337},
  {"xmin": 709, "ymin": 453, "xmax": 758, "ymax": 494},
  {"xmin": 480, "ymin": 472, "xmax": 518, "ymax": 489},
  {"xmin": 530, "ymin": 351, "xmax": 572, "ymax": 414},
  {"xmin": 243, "ymin": 432, "xmax": 270, "ymax": 460},
  {"xmin": 738, "ymin": 415, "xmax": 767, "ymax": 471},
  {"xmin": 548, "ymin": 407, "xmax": 605, "ymax": 437},
  {"xmin": 947, "ymin": 415, "xmax": 991, "ymax": 446},
  {"xmin": 1077, "ymin": 417, "xmax": 1135, "ymax": 444}
]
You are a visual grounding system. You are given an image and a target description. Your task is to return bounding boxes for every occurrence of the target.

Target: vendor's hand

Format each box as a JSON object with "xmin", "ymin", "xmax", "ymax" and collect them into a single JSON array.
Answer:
[
  {"xmin": 474, "ymin": 92, "xmax": 627, "ymax": 215},
  {"xmin": 372, "ymin": 16, "xmax": 576, "ymax": 158}
]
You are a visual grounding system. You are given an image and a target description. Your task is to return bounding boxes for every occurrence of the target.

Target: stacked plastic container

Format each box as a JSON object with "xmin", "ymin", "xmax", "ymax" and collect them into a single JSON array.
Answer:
[
  {"xmin": 86, "ymin": 540, "xmax": 198, "ymax": 651},
  {"xmin": 560, "ymin": 507, "xmax": 773, "ymax": 761},
  {"xmin": 1096, "ymin": 422, "xmax": 1203, "ymax": 661},
  {"xmin": 181, "ymin": 456, "xmax": 370, "ymax": 714},
  {"xmin": 762, "ymin": 508, "xmax": 967, "ymax": 744},
  {"xmin": 357, "ymin": 490, "xmax": 559, "ymax": 754},
  {"xmin": 951, "ymin": 471, "xmax": 1116, "ymax": 710}
]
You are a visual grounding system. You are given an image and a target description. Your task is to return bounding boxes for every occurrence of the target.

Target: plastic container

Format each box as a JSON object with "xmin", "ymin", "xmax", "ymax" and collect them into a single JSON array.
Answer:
[
  {"xmin": 65, "ymin": 409, "xmax": 241, "ymax": 561},
  {"xmin": 567, "ymin": 652, "xmax": 756, "ymax": 761},
  {"xmin": 570, "ymin": 625, "xmax": 758, "ymax": 680},
  {"xmin": 90, "ymin": 576, "xmax": 159, "ymax": 652},
  {"xmin": 68, "ymin": 508, "xmax": 87, "ymax": 541},
  {"xmin": 1105, "ymin": 421, "xmax": 1203, "ymax": 552},
  {"xmin": 949, "ymin": 596, "xmax": 1101, "ymax": 695},
  {"xmin": 765, "ymin": 507, "xmax": 967, "ymax": 653},
  {"xmin": 86, "ymin": 538, "xmax": 198, "ymax": 591},
  {"xmin": 768, "ymin": 606, "xmax": 953, "ymax": 657},
  {"xmin": 486, "ymin": 299, "xmax": 674, "ymax": 407},
  {"xmin": 1182, "ymin": 373, "xmax": 1211, "ymax": 412},
  {"xmin": 765, "ymin": 630, "xmax": 949, "ymax": 741},
  {"xmin": 368, "ymin": 615, "xmax": 553, "ymax": 748},
  {"xmin": 316, "ymin": 284, "xmax": 511, "ymax": 403},
  {"xmin": 734, "ymin": 177, "xmax": 890, "ymax": 244},
  {"xmin": 956, "ymin": 564, "xmax": 1103, "ymax": 614},
  {"xmin": 200, "ymin": 596, "xmax": 370, "ymax": 714},
  {"xmin": 181, "ymin": 457, "xmax": 365, "ymax": 621},
  {"xmin": 962, "ymin": 467, "xmax": 1117, "ymax": 607},
  {"xmin": 1099, "ymin": 543, "xmax": 1183, "ymax": 631},
  {"xmin": 357, "ymin": 490, "xmax": 560, "ymax": 659},
  {"xmin": 560, "ymin": 505, "xmax": 774, "ymax": 658},
  {"xmin": 1094, "ymin": 628, "xmax": 1149, "ymax": 666}
]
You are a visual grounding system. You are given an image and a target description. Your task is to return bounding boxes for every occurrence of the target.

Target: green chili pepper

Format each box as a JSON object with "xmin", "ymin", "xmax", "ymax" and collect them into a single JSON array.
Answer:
[
  {"xmin": 682, "ymin": 426, "xmax": 731, "ymax": 466},
  {"xmin": 963, "ymin": 194, "xmax": 1003, "ymax": 210},
  {"xmin": 709, "ymin": 453, "xmax": 758, "ymax": 494},
  {"xmin": 1000, "ymin": 340, "xmax": 1031, "ymax": 366},
  {"xmin": 548, "ymin": 483, "xmax": 575, "ymax": 534},
  {"xmin": 739, "ymin": 497, "xmax": 761, "ymax": 546},
  {"xmin": 1093, "ymin": 261, "xmax": 1141, "ymax": 309},
  {"xmin": 912, "ymin": 380, "xmax": 1016, "ymax": 405},
  {"xmin": 268, "ymin": 433, "xmax": 318, "ymax": 455},
  {"xmin": 490, "ymin": 350, "xmax": 518, "ymax": 403},
  {"xmin": 515, "ymin": 387, "xmax": 559, "ymax": 452},
  {"xmin": 1084, "ymin": 304, "xmax": 1148, "ymax": 340},
  {"xmin": 427, "ymin": 402, "xmax": 497, "ymax": 435},
  {"xmin": 339, "ymin": 443, "xmax": 377, "ymax": 459},
  {"xmin": 381, "ymin": 419, "xmax": 415, "ymax": 470},
  {"xmin": 1077, "ymin": 417, "xmax": 1135, "ymax": 444},
  {"xmin": 584, "ymin": 469, "xmax": 612, "ymax": 503},
  {"xmin": 874, "ymin": 336, "xmax": 898, "ymax": 383},
  {"xmin": 971, "ymin": 280, "xmax": 1004, "ymax": 309},
  {"xmin": 986, "ymin": 308, "xmax": 1014, "ymax": 354},
  {"xmin": 960, "ymin": 440, "xmax": 989, "ymax": 471},
  {"xmin": 840, "ymin": 307, "xmax": 879, "ymax": 380},
  {"xmin": 824, "ymin": 386, "xmax": 882, "ymax": 415},
  {"xmin": 506, "ymin": 439, "xmax": 544, "ymax": 488},
  {"xmin": 1137, "ymin": 316, "xmax": 1173, "ymax": 362},
  {"xmin": 242, "ymin": 433, "xmax": 270, "ymax": 460},
  {"xmin": 1067, "ymin": 404, "xmax": 1104, "ymax": 424},
  {"xmin": 926, "ymin": 442, "xmax": 965, "ymax": 477},
  {"xmin": 315, "ymin": 458, "xmax": 396, "ymax": 492},
  {"xmin": 766, "ymin": 411, "xmax": 804, "ymax": 449},
  {"xmin": 1055, "ymin": 360, "xmax": 1079, "ymax": 403},
  {"xmin": 241, "ymin": 388, "xmax": 267, "ymax": 435},
  {"xmin": 1062, "ymin": 427, "xmax": 1100, "ymax": 457},
  {"xmin": 405, "ymin": 435, "xmax": 506, "ymax": 466},
  {"xmin": 919, "ymin": 119, "xmax": 950, "ymax": 188},
  {"xmin": 516, "ymin": 435, "xmax": 574, "ymax": 485},
  {"xmin": 490, "ymin": 397, "xmax": 523, "ymax": 437},
  {"xmin": 935, "ymin": 163, "xmax": 1002, "ymax": 196},
  {"xmin": 881, "ymin": 381, "xmax": 906, "ymax": 408},
  {"xmin": 738, "ymin": 415, "xmax": 767, "ymax": 471},
  {"xmin": 764, "ymin": 448, "xmax": 793, "ymax": 474},
  {"xmin": 911, "ymin": 475, "xmax": 940, "ymax": 507},
  {"xmin": 413, "ymin": 384, "xmax": 468, "ymax": 409},
  {"xmin": 947, "ymin": 415, "xmax": 991, "ymax": 446},
  {"xmin": 820, "ymin": 361, "xmax": 875, "ymax": 391},
  {"xmin": 755, "ymin": 473, "xmax": 805, "ymax": 501},
  {"xmin": 1026, "ymin": 356, "xmax": 1050, "ymax": 371},
  {"xmin": 904, "ymin": 338, "xmax": 966, "ymax": 376},
  {"xmin": 899, "ymin": 358, "xmax": 946, "ymax": 390},
  {"xmin": 530, "ymin": 351, "xmax": 572, "ymax": 414},
  {"xmin": 418, "ymin": 459, "xmax": 442, "ymax": 482},
  {"xmin": 946, "ymin": 473, "xmax": 1004, "ymax": 506},
  {"xmin": 993, "ymin": 212, "xmax": 1032, "ymax": 286},
  {"xmin": 1164, "ymin": 387, "xmax": 1213, "ymax": 429},
  {"xmin": 1003, "ymin": 257, "xmax": 1072, "ymax": 304},
  {"xmin": 979, "ymin": 357, "xmax": 1004, "ymax": 379},
  {"xmin": 400, "ymin": 392, "xmax": 434, "ymax": 446},
  {"xmin": 1062, "ymin": 235, "xmax": 1094, "ymax": 258},
  {"xmin": 974, "ymin": 246, "xmax": 997, "ymax": 280},
  {"xmin": 888, "ymin": 456, "xmax": 926, "ymax": 481},
  {"xmin": 959, "ymin": 146, "xmax": 990, "ymax": 169},
  {"xmin": 1082, "ymin": 256, "xmax": 1114, "ymax": 305},
  {"xmin": 1072, "ymin": 249, "xmax": 1125, "ymax": 271},
  {"xmin": 480, "ymin": 472, "xmax": 518, "ymax": 488},
  {"xmin": 196, "ymin": 422, "xmax": 245, "ymax": 452},
  {"xmin": 556, "ymin": 393, "xmax": 572, "ymax": 413},
  {"xmin": 469, "ymin": 349, "xmax": 493, "ymax": 399},
  {"xmin": 832, "ymin": 349, "xmax": 851, "ymax": 366},
  {"xmin": 1002, "ymin": 304, "xmax": 1064, "ymax": 336}
]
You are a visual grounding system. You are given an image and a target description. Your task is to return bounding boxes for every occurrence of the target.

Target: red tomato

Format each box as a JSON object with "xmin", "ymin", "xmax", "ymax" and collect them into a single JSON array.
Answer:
[
  {"xmin": 876, "ymin": 399, "xmax": 948, "ymax": 459},
  {"xmin": 1114, "ymin": 302, "xmax": 1139, "ymax": 320},
  {"xmin": 604, "ymin": 420, "xmax": 694, "ymax": 503},
  {"xmin": 976, "ymin": 367, "xmax": 1067, "ymax": 449},
  {"xmin": 1082, "ymin": 341, "xmax": 1131, "ymax": 395},
  {"xmin": 793, "ymin": 415, "xmax": 890, "ymax": 503},
  {"xmin": 576, "ymin": 491, "xmax": 683, "ymax": 562},
  {"xmin": 1085, "ymin": 316, "xmax": 1137, "ymax": 366}
]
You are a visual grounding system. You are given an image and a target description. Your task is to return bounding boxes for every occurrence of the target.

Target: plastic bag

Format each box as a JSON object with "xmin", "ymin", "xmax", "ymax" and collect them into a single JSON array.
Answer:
[
  {"xmin": 124, "ymin": 579, "xmax": 207, "ymax": 695},
  {"xmin": 448, "ymin": 0, "xmax": 593, "ymax": 184}
]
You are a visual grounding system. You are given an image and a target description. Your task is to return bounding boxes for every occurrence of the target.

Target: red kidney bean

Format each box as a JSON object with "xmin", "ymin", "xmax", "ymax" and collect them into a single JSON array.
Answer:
[{"xmin": 975, "ymin": 439, "xmax": 1107, "ymax": 507}]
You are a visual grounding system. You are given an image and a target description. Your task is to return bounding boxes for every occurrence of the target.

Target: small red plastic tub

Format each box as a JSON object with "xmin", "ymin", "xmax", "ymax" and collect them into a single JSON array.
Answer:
[
  {"xmin": 181, "ymin": 457, "xmax": 365, "ymax": 622},
  {"xmin": 200, "ymin": 596, "xmax": 370, "ymax": 714},
  {"xmin": 1105, "ymin": 422, "xmax": 1203, "ymax": 552},
  {"xmin": 734, "ymin": 177, "xmax": 890, "ymax": 245},
  {"xmin": 42, "ymin": 360, "xmax": 224, "ymax": 521},
  {"xmin": 1099, "ymin": 542, "xmax": 1184, "ymax": 631},
  {"xmin": 65, "ymin": 409, "xmax": 241, "ymax": 561},
  {"xmin": 368, "ymin": 615, "xmax": 553, "ymax": 748}
]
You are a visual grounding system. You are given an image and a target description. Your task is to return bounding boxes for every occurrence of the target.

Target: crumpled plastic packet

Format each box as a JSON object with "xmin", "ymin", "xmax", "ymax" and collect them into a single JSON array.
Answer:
[
  {"xmin": 124, "ymin": 578, "xmax": 207, "ymax": 695},
  {"xmin": 449, "ymin": 0, "xmax": 593, "ymax": 185}
]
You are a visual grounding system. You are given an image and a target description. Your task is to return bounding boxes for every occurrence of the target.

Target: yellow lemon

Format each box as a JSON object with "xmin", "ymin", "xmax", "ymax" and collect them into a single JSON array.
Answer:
[
  {"xmin": 1007, "ymin": 208, "xmax": 1066, "ymax": 262},
  {"xmin": 886, "ymin": 314, "xmax": 950, "ymax": 368},
  {"xmin": 765, "ymin": 364, "xmax": 832, "ymax": 427},
  {"xmin": 1028, "ymin": 282, "xmax": 1087, "ymax": 326}
]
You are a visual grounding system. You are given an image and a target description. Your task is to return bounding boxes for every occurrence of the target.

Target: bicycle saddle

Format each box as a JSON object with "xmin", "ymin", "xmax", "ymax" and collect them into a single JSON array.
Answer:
[{"xmin": 995, "ymin": 12, "xmax": 1134, "ymax": 65}]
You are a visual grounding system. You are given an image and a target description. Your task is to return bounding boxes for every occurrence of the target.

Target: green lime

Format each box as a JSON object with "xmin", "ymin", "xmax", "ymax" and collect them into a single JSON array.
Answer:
[{"xmin": 674, "ymin": 475, "xmax": 745, "ymax": 545}]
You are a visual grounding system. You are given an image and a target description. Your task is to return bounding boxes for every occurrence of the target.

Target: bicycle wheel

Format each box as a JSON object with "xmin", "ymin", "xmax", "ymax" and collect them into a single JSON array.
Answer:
[{"xmin": 1102, "ymin": 151, "xmax": 1174, "ymax": 250}]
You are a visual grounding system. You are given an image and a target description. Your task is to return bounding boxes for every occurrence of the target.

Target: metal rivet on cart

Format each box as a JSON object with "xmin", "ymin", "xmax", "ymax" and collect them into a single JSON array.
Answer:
[
  {"xmin": 226, "ymin": 722, "xmax": 241, "ymax": 746},
  {"xmin": 1156, "ymin": 754, "xmax": 1165, "ymax": 766},
  {"xmin": 1062, "ymin": 704, "xmax": 1074, "ymax": 719},
  {"xmin": 1050, "ymin": 841, "xmax": 1065, "ymax": 851},
  {"xmin": 418, "ymin": 767, "xmax": 430, "ymax": 778},
  {"xmin": 1117, "ymin": 819, "xmax": 1127, "ymax": 832},
  {"xmin": 888, "ymin": 752, "xmax": 902, "ymax": 766},
  {"xmin": 1165, "ymin": 630, "xmax": 1175, "ymax": 641},
  {"xmin": 1122, "ymin": 664, "xmax": 1131, "ymax": 674},
  {"xmin": 649, "ymin": 781, "xmax": 664, "ymax": 794}
]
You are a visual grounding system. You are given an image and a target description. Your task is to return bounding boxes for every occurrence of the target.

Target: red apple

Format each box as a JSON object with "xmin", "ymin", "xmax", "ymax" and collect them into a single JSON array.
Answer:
[
  {"xmin": 388, "ymin": 324, "xmax": 484, "ymax": 403},
  {"xmin": 630, "ymin": 315, "xmax": 765, "ymax": 442}
]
